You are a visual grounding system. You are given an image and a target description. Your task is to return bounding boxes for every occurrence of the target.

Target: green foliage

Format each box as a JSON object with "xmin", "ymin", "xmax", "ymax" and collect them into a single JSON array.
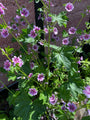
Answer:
[
  {"xmin": 0, "ymin": 114, "xmax": 9, "ymax": 120},
  {"xmin": 0, "ymin": 0, "xmax": 90, "ymax": 120},
  {"xmin": 62, "ymin": 30, "xmax": 69, "ymax": 37},
  {"xmin": 25, "ymin": 37, "xmax": 35, "ymax": 43},
  {"xmin": 81, "ymin": 116, "xmax": 90, "ymax": 120},
  {"xmin": 53, "ymin": 46, "xmax": 74, "ymax": 70},
  {"xmin": 57, "ymin": 83, "xmax": 70, "ymax": 101},
  {"xmin": 49, "ymin": 11, "xmax": 68, "ymax": 27},
  {"xmin": 5, "ymin": 46, "xmax": 14, "ymax": 55},
  {"xmin": 14, "ymin": 91, "xmax": 46, "ymax": 120}
]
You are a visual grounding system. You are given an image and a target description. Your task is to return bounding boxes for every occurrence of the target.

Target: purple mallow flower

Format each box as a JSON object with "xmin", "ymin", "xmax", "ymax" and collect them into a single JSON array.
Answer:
[
  {"xmin": 62, "ymin": 38, "xmax": 69, "ymax": 45},
  {"xmin": 14, "ymin": 17, "xmax": 18, "ymax": 23},
  {"xmin": 28, "ymin": 30, "xmax": 37, "ymax": 38},
  {"xmin": 0, "ymin": 3, "xmax": 7, "ymax": 10},
  {"xmin": 12, "ymin": 24, "xmax": 17, "ymax": 30},
  {"xmin": 38, "ymin": 41, "xmax": 44, "ymax": 46},
  {"xmin": 20, "ymin": 8, "xmax": 29, "ymax": 17},
  {"xmin": 77, "ymin": 60, "xmax": 81, "ymax": 65},
  {"xmin": 83, "ymin": 34, "xmax": 90, "ymax": 40},
  {"xmin": 44, "ymin": 28, "xmax": 48, "ymax": 34},
  {"xmin": 55, "ymin": 36, "xmax": 60, "ymax": 41},
  {"xmin": 52, "ymin": 33, "xmax": 57, "ymax": 39},
  {"xmin": 4, "ymin": 60, "xmax": 11, "ymax": 71},
  {"xmin": 67, "ymin": 102, "xmax": 77, "ymax": 112},
  {"xmin": 68, "ymin": 27, "xmax": 77, "ymax": 34},
  {"xmin": 28, "ymin": 88, "xmax": 38, "ymax": 96},
  {"xmin": 37, "ymin": 73, "xmax": 45, "ymax": 82},
  {"xmin": 65, "ymin": 2, "xmax": 74, "ymax": 12},
  {"xmin": 0, "ymin": 7, "xmax": 5, "ymax": 16},
  {"xmin": 12, "ymin": 56, "xmax": 23, "ymax": 67},
  {"xmin": 28, "ymin": 73, "xmax": 33, "ymax": 78},
  {"xmin": 16, "ymin": 15, "xmax": 21, "ymax": 19},
  {"xmin": 88, "ymin": 109, "xmax": 90, "ymax": 115},
  {"xmin": 61, "ymin": 105, "xmax": 66, "ymax": 110},
  {"xmin": 21, "ymin": 21, "xmax": 26, "ymax": 26},
  {"xmin": 83, "ymin": 85, "xmax": 90, "ymax": 98},
  {"xmin": 53, "ymin": 27, "xmax": 58, "ymax": 35},
  {"xmin": 1, "ymin": 28, "xmax": 9, "ymax": 38},
  {"xmin": 46, "ymin": 16, "xmax": 52, "ymax": 22},
  {"xmin": 30, "ymin": 62, "xmax": 34, "ymax": 69},
  {"xmin": 80, "ymin": 56, "xmax": 83, "ymax": 61},
  {"xmin": 32, "ymin": 44, "xmax": 38, "ymax": 51},
  {"xmin": 49, "ymin": 94, "xmax": 57, "ymax": 105},
  {"xmin": 33, "ymin": 25, "xmax": 40, "ymax": 32}
]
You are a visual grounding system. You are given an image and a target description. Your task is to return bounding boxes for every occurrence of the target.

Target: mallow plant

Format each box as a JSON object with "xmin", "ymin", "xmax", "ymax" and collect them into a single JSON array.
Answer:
[{"xmin": 0, "ymin": 0, "xmax": 90, "ymax": 119}]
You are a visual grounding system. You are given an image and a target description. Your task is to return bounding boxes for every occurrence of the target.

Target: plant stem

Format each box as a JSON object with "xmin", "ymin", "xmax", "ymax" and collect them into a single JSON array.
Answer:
[
  {"xmin": 76, "ymin": 15, "xmax": 85, "ymax": 28},
  {"xmin": 14, "ymin": 0, "xmax": 21, "ymax": 9},
  {"xmin": 47, "ymin": 28, "xmax": 51, "ymax": 72},
  {"xmin": 10, "ymin": 32, "xmax": 28, "ymax": 54},
  {"xmin": 73, "ymin": 0, "xmax": 77, "ymax": 4},
  {"xmin": 0, "ymin": 80, "xmax": 14, "ymax": 95},
  {"xmin": 2, "ymin": 16, "xmax": 7, "ymax": 26}
]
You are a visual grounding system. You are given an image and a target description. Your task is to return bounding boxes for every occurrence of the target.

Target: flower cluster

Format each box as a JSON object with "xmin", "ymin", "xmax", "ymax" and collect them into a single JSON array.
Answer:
[
  {"xmin": 28, "ymin": 26, "xmax": 40, "ymax": 38},
  {"xmin": 12, "ymin": 56, "xmax": 23, "ymax": 67},
  {"xmin": 0, "ymin": 1, "xmax": 90, "ymax": 120}
]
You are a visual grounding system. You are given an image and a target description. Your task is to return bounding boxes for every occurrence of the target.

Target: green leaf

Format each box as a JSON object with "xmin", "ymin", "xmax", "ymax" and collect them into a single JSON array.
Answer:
[
  {"xmin": 14, "ymin": 92, "xmax": 46, "ymax": 120},
  {"xmin": 5, "ymin": 46, "xmax": 14, "ymax": 55},
  {"xmin": 49, "ymin": 11, "xmax": 68, "ymax": 27},
  {"xmin": 68, "ymin": 83, "xmax": 82, "ymax": 101},
  {"xmin": 54, "ymin": 46, "xmax": 74, "ymax": 70},
  {"xmin": 76, "ymin": 29, "xmax": 82, "ymax": 35},
  {"xmin": 8, "ymin": 75, "xmax": 16, "ymax": 81},
  {"xmin": 39, "ymin": 93, "xmax": 48, "ymax": 104},
  {"xmin": 62, "ymin": 30, "xmax": 69, "ymax": 37},
  {"xmin": 75, "ymin": 47, "xmax": 83, "ymax": 53},
  {"xmin": 30, "ymin": 99, "xmax": 46, "ymax": 120},
  {"xmin": 0, "ymin": 114, "xmax": 9, "ymax": 120},
  {"xmin": 57, "ymin": 84, "xmax": 70, "ymax": 101},
  {"xmin": 7, "ymin": 91, "xmax": 20, "ymax": 105},
  {"xmin": 25, "ymin": 37, "xmax": 35, "ymax": 43},
  {"xmin": 81, "ymin": 116, "xmax": 90, "ymax": 120},
  {"xmin": 14, "ymin": 92, "xmax": 31, "ymax": 120}
]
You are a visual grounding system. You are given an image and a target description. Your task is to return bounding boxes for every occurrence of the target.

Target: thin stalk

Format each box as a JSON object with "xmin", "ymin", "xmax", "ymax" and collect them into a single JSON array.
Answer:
[
  {"xmin": 10, "ymin": 32, "xmax": 28, "ymax": 54},
  {"xmin": 47, "ymin": 29, "xmax": 51, "ymax": 72},
  {"xmin": 41, "ymin": 0, "xmax": 49, "ymax": 10},
  {"xmin": 14, "ymin": 0, "xmax": 21, "ymax": 9},
  {"xmin": 73, "ymin": 0, "xmax": 77, "ymax": 4},
  {"xmin": 47, "ymin": 0, "xmax": 51, "ymax": 81},
  {"xmin": 76, "ymin": 15, "xmax": 85, "ymax": 28},
  {"xmin": 0, "ymin": 80, "xmax": 14, "ymax": 95},
  {"xmin": 24, "ymin": 16, "xmax": 30, "ymax": 26},
  {"xmin": 2, "ymin": 16, "xmax": 7, "ymax": 26}
]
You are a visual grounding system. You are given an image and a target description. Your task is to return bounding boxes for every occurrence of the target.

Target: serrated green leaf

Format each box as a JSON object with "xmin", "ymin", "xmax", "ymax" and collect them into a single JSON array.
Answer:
[
  {"xmin": 39, "ymin": 93, "xmax": 47, "ymax": 104},
  {"xmin": 5, "ymin": 46, "xmax": 14, "ymax": 55},
  {"xmin": 14, "ymin": 92, "xmax": 31, "ymax": 120},
  {"xmin": 25, "ymin": 37, "xmax": 35, "ymax": 43},
  {"xmin": 49, "ymin": 12, "xmax": 68, "ymax": 27},
  {"xmin": 8, "ymin": 75, "xmax": 16, "ymax": 81},
  {"xmin": 14, "ymin": 92, "xmax": 46, "ymax": 120}
]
